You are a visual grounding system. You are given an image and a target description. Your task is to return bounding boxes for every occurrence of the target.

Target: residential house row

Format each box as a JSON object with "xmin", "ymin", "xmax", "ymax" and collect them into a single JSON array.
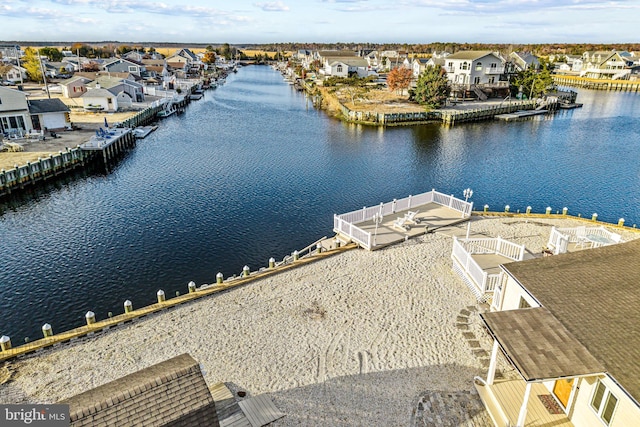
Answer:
[{"xmin": 1, "ymin": 47, "xmax": 211, "ymax": 137}]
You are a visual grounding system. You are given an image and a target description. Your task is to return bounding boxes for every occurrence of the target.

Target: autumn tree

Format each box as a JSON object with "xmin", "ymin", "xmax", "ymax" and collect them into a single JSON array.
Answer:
[
  {"xmin": 387, "ymin": 67, "xmax": 413, "ymax": 95},
  {"xmin": 410, "ymin": 66, "xmax": 450, "ymax": 109},
  {"xmin": 203, "ymin": 51, "xmax": 216, "ymax": 64},
  {"xmin": 22, "ymin": 48, "xmax": 43, "ymax": 82}
]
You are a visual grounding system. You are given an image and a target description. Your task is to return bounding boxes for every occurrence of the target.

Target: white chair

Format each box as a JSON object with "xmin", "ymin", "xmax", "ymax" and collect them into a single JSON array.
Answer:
[
  {"xmin": 393, "ymin": 216, "xmax": 410, "ymax": 231},
  {"xmin": 404, "ymin": 210, "xmax": 420, "ymax": 224}
]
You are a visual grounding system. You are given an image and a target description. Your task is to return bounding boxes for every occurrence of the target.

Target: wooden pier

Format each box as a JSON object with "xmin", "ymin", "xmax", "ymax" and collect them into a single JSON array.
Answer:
[
  {"xmin": 80, "ymin": 128, "xmax": 136, "ymax": 166},
  {"xmin": 495, "ymin": 109, "xmax": 548, "ymax": 121}
]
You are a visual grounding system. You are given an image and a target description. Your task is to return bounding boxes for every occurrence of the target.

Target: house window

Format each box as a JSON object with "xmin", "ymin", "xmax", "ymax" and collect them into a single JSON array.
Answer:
[
  {"xmin": 336, "ymin": 65, "xmax": 343, "ymax": 73},
  {"xmin": 518, "ymin": 297, "xmax": 530, "ymax": 309},
  {"xmin": 461, "ymin": 62, "xmax": 468, "ymax": 70},
  {"xmin": 490, "ymin": 63, "xmax": 497, "ymax": 69},
  {"xmin": 590, "ymin": 380, "xmax": 618, "ymax": 425},
  {"xmin": 476, "ymin": 62, "xmax": 482, "ymax": 71}
]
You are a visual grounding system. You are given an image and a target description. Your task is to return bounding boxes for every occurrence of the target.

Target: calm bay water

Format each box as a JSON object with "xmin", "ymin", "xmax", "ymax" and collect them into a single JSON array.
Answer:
[{"xmin": 1, "ymin": 66, "xmax": 639, "ymax": 341}]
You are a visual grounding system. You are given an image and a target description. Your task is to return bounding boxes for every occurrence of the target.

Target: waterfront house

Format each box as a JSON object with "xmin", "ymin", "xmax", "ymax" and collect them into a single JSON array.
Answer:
[
  {"xmin": 444, "ymin": 51, "xmax": 506, "ymax": 86},
  {"xmin": 87, "ymin": 76, "xmax": 144, "ymax": 104},
  {"xmin": 444, "ymin": 51, "xmax": 508, "ymax": 100},
  {"xmin": 321, "ymin": 56, "xmax": 371, "ymax": 78},
  {"xmin": 101, "ymin": 57, "xmax": 147, "ymax": 78},
  {"xmin": 581, "ymin": 51, "xmax": 635, "ymax": 80},
  {"xmin": 477, "ymin": 239, "xmax": 640, "ymax": 427},
  {"xmin": 28, "ymin": 98, "xmax": 71, "ymax": 131},
  {"xmin": 166, "ymin": 48, "xmax": 202, "ymax": 75},
  {"xmin": 0, "ymin": 86, "xmax": 33, "ymax": 136},
  {"xmin": 509, "ymin": 52, "xmax": 540, "ymax": 72}
]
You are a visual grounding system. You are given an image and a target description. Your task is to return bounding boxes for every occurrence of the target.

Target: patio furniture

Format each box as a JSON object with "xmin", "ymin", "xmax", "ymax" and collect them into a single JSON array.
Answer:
[
  {"xmin": 585, "ymin": 234, "xmax": 614, "ymax": 248},
  {"xmin": 404, "ymin": 210, "xmax": 421, "ymax": 224},
  {"xmin": 393, "ymin": 216, "xmax": 410, "ymax": 231}
]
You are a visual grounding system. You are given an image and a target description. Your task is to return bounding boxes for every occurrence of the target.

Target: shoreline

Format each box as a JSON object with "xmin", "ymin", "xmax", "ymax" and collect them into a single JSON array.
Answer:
[{"xmin": 1, "ymin": 215, "xmax": 638, "ymax": 425}]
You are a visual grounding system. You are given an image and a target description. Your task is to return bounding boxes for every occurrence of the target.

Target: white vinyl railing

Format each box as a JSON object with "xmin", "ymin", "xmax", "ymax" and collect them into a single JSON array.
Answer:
[
  {"xmin": 333, "ymin": 189, "xmax": 473, "ymax": 250},
  {"xmin": 451, "ymin": 236, "xmax": 525, "ymax": 298},
  {"xmin": 547, "ymin": 225, "xmax": 621, "ymax": 254},
  {"xmin": 460, "ymin": 237, "xmax": 525, "ymax": 261}
]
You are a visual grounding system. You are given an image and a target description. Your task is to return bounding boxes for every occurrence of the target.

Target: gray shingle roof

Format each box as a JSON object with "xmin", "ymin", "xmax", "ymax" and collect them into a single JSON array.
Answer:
[
  {"xmin": 481, "ymin": 307, "xmax": 605, "ymax": 381},
  {"xmin": 502, "ymin": 238, "xmax": 640, "ymax": 402},
  {"xmin": 28, "ymin": 98, "xmax": 70, "ymax": 114},
  {"xmin": 447, "ymin": 51, "xmax": 495, "ymax": 61},
  {"xmin": 60, "ymin": 353, "xmax": 219, "ymax": 427}
]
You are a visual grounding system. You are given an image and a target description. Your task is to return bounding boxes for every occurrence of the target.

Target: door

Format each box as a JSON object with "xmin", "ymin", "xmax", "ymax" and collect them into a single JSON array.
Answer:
[{"xmin": 553, "ymin": 378, "xmax": 574, "ymax": 409}]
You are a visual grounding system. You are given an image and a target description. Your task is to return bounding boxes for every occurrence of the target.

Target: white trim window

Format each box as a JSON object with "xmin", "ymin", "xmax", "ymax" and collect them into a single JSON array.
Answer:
[{"xmin": 590, "ymin": 380, "xmax": 618, "ymax": 426}]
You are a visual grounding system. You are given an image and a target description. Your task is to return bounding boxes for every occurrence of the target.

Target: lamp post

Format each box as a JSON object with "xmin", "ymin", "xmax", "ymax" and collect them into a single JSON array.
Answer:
[
  {"xmin": 372, "ymin": 212, "xmax": 383, "ymax": 247},
  {"xmin": 463, "ymin": 188, "xmax": 473, "ymax": 203},
  {"xmin": 463, "ymin": 188, "xmax": 473, "ymax": 239}
]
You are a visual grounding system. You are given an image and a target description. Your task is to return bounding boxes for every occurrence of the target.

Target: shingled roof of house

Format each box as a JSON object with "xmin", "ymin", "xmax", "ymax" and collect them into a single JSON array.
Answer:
[
  {"xmin": 502, "ymin": 238, "xmax": 640, "ymax": 403},
  {"xmin": 28, "ymin": 98, "xmax": 70, "ymax": 114},
  {"xmin": 59, "ymin": 353, "xmax": 219, "ymax": 427}
]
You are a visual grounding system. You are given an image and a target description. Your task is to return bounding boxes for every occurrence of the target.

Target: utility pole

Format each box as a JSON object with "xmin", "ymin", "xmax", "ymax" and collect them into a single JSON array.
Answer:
[{"xmin": 38, "ymin": 49, "xmax": 51, "ymax": 99}]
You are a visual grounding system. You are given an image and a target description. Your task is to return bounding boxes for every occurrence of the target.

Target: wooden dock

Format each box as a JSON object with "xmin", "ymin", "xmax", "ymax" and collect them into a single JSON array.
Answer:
[
  {"xmin": 79, "ymin": 128, "xmax": 136, "ymax": 166},
  {"xmin": 495, "ymin": 110, "xmax": 548, "ymax": 121}
]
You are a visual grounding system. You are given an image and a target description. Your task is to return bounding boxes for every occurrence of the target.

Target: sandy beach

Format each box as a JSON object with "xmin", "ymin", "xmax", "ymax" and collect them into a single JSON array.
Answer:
[{"xmin": 0, "ymin": 216, "xmax": 637, "ymax": 426}]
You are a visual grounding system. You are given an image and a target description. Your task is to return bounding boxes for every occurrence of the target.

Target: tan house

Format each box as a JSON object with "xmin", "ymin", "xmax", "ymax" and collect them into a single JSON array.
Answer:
[{"xmin": 476, "ymin": 239, "xmax": 640, "ymax": 426}]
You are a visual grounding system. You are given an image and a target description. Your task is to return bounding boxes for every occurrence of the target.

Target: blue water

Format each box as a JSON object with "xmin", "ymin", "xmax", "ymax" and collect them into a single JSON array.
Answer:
[{"xmin": 1, "ymin": 66, "xmax": 639, "ymax": 341}]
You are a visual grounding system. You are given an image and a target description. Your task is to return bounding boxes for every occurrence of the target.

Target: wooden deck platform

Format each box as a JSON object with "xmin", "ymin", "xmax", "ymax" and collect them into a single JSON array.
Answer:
[
  {"xmin": 210, "ymin": 383, "xmax": 285, "ymax": 427},
  {"xmin": 348, "ymin": 203, "xmax": 469, "ymax": 250},
  {"xmin": 495, "ymin": 110, "xmax": 548, "ymax": 121},
  {"xmin": 475, "ymin": 379, "xmax": 573, "ymax": 427}
]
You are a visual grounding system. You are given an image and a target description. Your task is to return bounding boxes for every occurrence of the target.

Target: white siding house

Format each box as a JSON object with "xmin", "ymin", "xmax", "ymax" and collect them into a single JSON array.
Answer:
[
  {"xmin": 0, "ymin": 86, "xmax": 33, "ymax": 135},
  {"xmin": 478, "ymin": 240, "xmax": 640, "ymax": 427},
  {"xmin": 444, "ymin": 51, "xmax": 505, "ymax": 86}
]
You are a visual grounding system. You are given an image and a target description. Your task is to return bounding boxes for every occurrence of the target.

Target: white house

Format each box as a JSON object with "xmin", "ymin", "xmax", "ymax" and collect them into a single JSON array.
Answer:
[
  {"xmin": 1, "ymin": 64, "xmax": 27, "ymax": 83},
  {"xmin": 477, "ymin": 239, "xmax": 640, "ymax": 427},
  {"xmin": 581, "ymin": 51, "xmax": 634, "ymax": 80},
  {"xmin": 509, "ymin": 52, "xmax": 540, "ymax": 72},
  {"xmin": 28, "ymin": 98, "xmax": 71, "ymax": 131},
  {"xmin": 444, "ymin": 50, "xmax": 505, "ymax": 86},
  {"xmin": 80, "ymin": 86, "xmax": 118, "ymax": 112},
  {"xmin": 321, "ymin": 57, "xmax": 371, "ymax": 78},
  {"xmin": 0, "ymin": 86, "xmax": 33, "ymax": 135}
]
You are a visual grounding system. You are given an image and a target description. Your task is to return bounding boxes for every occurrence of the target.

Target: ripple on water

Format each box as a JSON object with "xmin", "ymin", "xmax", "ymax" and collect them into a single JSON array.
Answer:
[{"xmin": 0, "ymin": 67, "xmax": 639, "ymax": 340}]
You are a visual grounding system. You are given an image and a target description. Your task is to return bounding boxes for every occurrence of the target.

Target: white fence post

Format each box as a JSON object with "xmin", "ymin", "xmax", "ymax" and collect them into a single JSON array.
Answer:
[
  {"xmin": 362, "ymin": 206, "xmax": 366, "ymax": 221},
  {"xmin": 449, "ymin": 194, "xmax": 454, "ymax": 207},
  {"xmin": 496, "ymin": 236, "xmax": 502, "ymax": 255},
  {"xmin": 408, "ymin": 195, "xmax": 412, "ymax": 208}
]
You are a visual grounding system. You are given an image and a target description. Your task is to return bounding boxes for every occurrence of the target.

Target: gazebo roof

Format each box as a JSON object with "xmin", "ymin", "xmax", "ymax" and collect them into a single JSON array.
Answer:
[{"xmin": 481, "ymin": 307, "xmax": 605, "ymax": 382}]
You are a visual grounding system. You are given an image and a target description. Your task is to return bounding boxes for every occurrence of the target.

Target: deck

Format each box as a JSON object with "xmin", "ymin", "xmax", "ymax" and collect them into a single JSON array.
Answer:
[
  {"xmin": 475, "ymin": 379, "xmax": 573, "ymax": 427},
  {"xmin": 495, "ymin": 110, "xmax": 548, "ymax": 121},
  {"xmin": 348, "ymin": 203, "xmax": 469, "ymax": 249}
]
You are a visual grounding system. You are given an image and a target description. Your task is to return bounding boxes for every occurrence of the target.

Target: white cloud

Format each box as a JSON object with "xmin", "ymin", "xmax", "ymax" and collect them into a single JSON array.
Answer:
[{"xmin": 254, "ymin": 1, "xmax": 290, "ymax": 11}]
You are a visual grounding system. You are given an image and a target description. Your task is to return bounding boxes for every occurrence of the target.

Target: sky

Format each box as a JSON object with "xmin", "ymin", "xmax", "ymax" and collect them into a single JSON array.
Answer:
[{"xmin": 0, "ymin": 0, "xmax": 638, "ymax": 45}]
